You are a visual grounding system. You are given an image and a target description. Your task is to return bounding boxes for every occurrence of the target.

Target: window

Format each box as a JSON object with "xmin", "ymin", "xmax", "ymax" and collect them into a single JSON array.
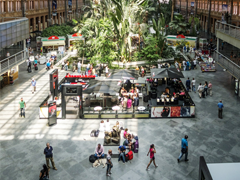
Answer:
[
  {"xmin": 35, "ymin": 1, "xmax": 38, "ymax": 9},
  {"xmin": 16, "ymin": 1, "xmax": 21, "ymax": 11},
  {"xmin": 29, "ymin": 1, "xmax": 34, "ymax": 10},
  {"xmin": 233, "ymin": 3, "xmax": 238, "ymax": 15},
  {"xmin": 44, "ymin": 1, "xmax": 48, "ymax": 8},
  {"xmin": 40, "ymin": 1, "xmax": 43, "ymax": 8},
  {"xmin": 215, "ymin": 2, "xmax": 218, "ymax": 11},
  {"xmin": 0, "ymin": 1, "xmax": 6, "ymax": 12},
  {"xmin": 8, "ymin": 1, "xmax": 13, "ymax": 12},
  {"xmin": 211, "ymin": 2, "xmax": 214, "ymax": 11}
]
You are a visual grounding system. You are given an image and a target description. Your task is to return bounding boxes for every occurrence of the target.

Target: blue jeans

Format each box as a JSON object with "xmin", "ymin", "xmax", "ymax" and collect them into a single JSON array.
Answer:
[
  {"xmin": 178, "ymin": 150, "xmax": 188, "ymax": 161},
  {"xmin": 86, "ymin": 68, "xmax": 89, "ymax": 75},
  {"xmin": 78, "ymin": 68, "xmax": 81, "ymax": 73},
  {"xmin": 204, "ymin": 88, "xmax": 208, "ymax": 96},
  {"xmin": 186, "ymin": 85, "xmax": 190, "ymax": 92},
  {"xmin": 186, "ymin": 66, "xmax": 189, "ymax": 70},
  {"xmin": 65, "ymin": 66, "xmax": 68, "ymax": 71},
  {"xmin": 192, "ymin": 85, "xmax": 196, "ymax": 92},
  {"xmin": 94, "ymin": 153, "xmax": 104, "ymax": 159},
  {"xmin": 107, "ymin": 164, "xmax": 113, "ymax": 174},
  {"xmin": 118, "ymin": 152, "xmax": 125, "ymax": 163}
]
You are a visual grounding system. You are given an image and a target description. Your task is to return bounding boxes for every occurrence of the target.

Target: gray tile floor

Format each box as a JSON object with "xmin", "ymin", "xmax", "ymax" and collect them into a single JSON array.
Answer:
[{"xmin": 0, "ymin": 56, "xmax": 240, "ymax": 180}]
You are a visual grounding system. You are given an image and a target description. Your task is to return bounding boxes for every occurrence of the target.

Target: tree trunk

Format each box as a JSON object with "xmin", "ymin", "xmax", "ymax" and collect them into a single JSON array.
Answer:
[
  {"xmin": 186, "ymin": 0, "xmax": 188, "ymax": 22},
  {"xmin": 195, "ymin": 0, "xmax": 198, "ymax": 17},
  {"xmin": 207, "ymin": 0, "xmax": 212, "ymax": 34},
  {"xmin": 171, "ymin": 0, "xmax": 175, "ymax": 21},
  {"xmin": 21, "ymin": 0, "xmax": 25, "ymax": 17},
  {"xmin": 179, "ymin": 0, "xmax": 181, "ymax": 13}
]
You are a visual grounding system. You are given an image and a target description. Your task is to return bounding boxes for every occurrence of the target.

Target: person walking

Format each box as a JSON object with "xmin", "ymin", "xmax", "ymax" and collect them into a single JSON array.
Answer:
[
  {"xmin": 77, "ymin": 61, "xmax": 81, "ymax": 74},
  {"xmin": 105, "ymin": 65, "xmax": 109, "ymax": 77},
  {"xmin": 65, "ymin": 61, "xmax": 69, "ymax": 71},
  {"xmin": 177, "ymin": 135, "xmax": 189, "ymax": 163},
  {"xmin": 146, "ymin": 144, "xmax": 158, "ymax": 170},
  {"xmin": 27, "ymin": 59, "xmax": 32, "ymax": 71},
  {"xmin": 218, "ymin": 100, "xmax": 224, "ymax": 119},
  {"xmin": 182, "ymin": 60, "xmax": 186, "ymax": 71},
  {"xmin": 186, "ymin": 61, "xmax": 190, "ymax": 71},
  {"xmin": 191, "ymin": 78, "xmax": 196, "ymax": 93},
  {"xmin": 19, "ymin": 98, "xmax": 26, "ymax": 118},
  {"xmin": 203, "ymin": 81, "xmax": 208, "ymax": 96},
  {"xmin": 197, "ymin": 83, "xmax": 204, "ymax": 98},
  {"xmin": 43, "ymin": 143, "xmax": 57, "ymax": 170},
  {"xmin": 186, "ymin": 78, "xmax": 191, "ymax": 92},
  {"xmin": 86, "ymin": 63, "xmax": 90, "ymax": 75},
  {"xmin": 208, "ymin": 81, "xmax": 212, "ymax": 96},
  {"xmin": 106, "ymin": 150, "xmax": 113, "ymax": 177},
  {"xmin": 39, "ymin": 164, "xmax": 49, "ymax": 180},
  {"xmin": 31, "ymin": 78, "xmax": 36, "ymax": 94}
]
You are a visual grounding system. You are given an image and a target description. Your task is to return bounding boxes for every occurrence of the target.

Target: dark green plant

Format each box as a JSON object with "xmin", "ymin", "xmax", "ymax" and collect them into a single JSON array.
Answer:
[{"xmin": 41, "ymin": 24, "xmax": 75, "ymax": 38}]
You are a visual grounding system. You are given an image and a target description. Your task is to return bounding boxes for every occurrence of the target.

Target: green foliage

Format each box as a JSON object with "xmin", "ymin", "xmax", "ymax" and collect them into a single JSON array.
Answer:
[
  {"xmin": 169, "ymin": 14, "xmax": 188, "ymax": 34},
  {"xmin": 41, "ymin": 24, "xmax": 75, "ymax": 38}
]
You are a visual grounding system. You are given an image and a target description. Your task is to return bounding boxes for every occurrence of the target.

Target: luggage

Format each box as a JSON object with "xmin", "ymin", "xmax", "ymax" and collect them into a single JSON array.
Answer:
[
  {"xmin": 94, "ymin": 130, "xmax": 100, "ymax": 137},
  {"xmin": 126, "ymin": 151, "xmax": 133, "ymax": 161},
  {"xmin": 28, "ymin": 69, "xmax": 32, "ymax": 73},
  {"xmin": 89, "ymin": 154, "xmax": 97, "ymax": 163},
  {"xmin": 134, "ymin": 140, "xmax": 139, "ymax": 153},
  {"xmin": 112, "ymin": 137, "xmax": 120, "ymax": 144},
  {"xmin": 104, "ymin": 136, "xmax": 111, "ymax": 144},
  {"xmin": 143, "ymin": 94, "xmax": 149, "ymax": 102},
  {"xmin": 35, "ymin": 66, "xmax": 38, "ymax": 70},
  {"xmin": 90, "ymin": 130, "xmax": 96, "ymax": 137}
]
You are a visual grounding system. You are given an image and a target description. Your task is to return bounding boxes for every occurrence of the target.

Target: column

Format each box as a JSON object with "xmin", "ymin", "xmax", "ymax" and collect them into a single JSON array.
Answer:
[
  {"xmin": 217, "ymin": 38, "xmax": 219, "ymax": 52},
  {"xmin": 33, "ymin": 17, "xmax": 36, "ymax": 31},
  {"xmin": 23, "ymin": 39, "xmax": 26, "ymax": 58},
  {"xmin": 237, "ymin": 2, "xmax": 239, "ymax": 16},
  {"xmin": 58, "ymin": 13, "xmax": 61, "ymax": 24}
]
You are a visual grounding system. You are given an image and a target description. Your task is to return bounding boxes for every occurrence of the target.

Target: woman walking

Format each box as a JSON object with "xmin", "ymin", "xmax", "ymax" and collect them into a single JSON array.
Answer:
[
  {"xmin": 204, "ymin": 81, "xmax": 208, "ymax": 96},
  {"xmin": 146, "ymin": 144, "xmax": 158, "ymax": 170},
  {"xmin": 39, "ymin": 164, "xmax": 49, "ymax": 180}
]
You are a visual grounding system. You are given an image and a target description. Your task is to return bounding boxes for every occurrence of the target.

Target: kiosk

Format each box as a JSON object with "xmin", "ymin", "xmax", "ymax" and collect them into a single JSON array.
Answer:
[
  {"xmin": 67, "ymin": 33, "xmax": 85, "ymax": 50},
  {"xmin": 41, "ymin": 36, "xmax": 66, "ymax": 53}
]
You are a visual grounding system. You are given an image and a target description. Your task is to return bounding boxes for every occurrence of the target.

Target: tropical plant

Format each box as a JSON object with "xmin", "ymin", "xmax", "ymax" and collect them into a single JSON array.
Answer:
[
  {"xmin": 169, "ymin": 13, "xmax": 188, "ymax": 34},
  {"xmin": 41, "ymin": 24, "xmax": 75, "ymax": 38}
]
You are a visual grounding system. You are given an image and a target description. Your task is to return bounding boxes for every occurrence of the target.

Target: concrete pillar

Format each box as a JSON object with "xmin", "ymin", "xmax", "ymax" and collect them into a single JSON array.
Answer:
[
  {"xmin": 217, "ymin": 38, "xmax": 219, "ymax": 52},
  {"xmin": 237, "ymin": 2, "xmax": 239, "ymax": 16},
  {"xmin": 23, "ymin": 39, "xmax": 26, "ymax": 58},
  {"xmin": 33, "ymin": 17, "xmax": 36, "ymax": 31}
]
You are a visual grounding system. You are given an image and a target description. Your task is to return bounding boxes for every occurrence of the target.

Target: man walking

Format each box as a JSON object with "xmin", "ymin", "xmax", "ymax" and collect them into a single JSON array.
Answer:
[
  {"xmin": 77, "ymin": 61, "xmax": 81, "ymax": 74},
  {"xmin": 208, "ymin": 81, "xmax": 212, "ymax": 96},
  {"xmin": 177, "ymin": 135, "xmax": 189, "ymax": 163},
  {"xmin": 27, "ymin": 59, "xmax": 32, "ymax": 71},
  {"xmin": 31, "ymin": 78, "xmax": 36, "ymax": 94},
  {"xmin": 182, "ymin": 60, "xmax": 186, "ymax": 71},
  {"xmin": 218, "ymin": 100, "xmax": 224, "ymax": 119},
  {"xmin": 186, "ymin": 78, "xmax": 191, "ymax": 92},
  {"xmin": 44, "ymin": 143, "xmax": 57, "ymax": 170},
  {"xmin": 197, "ymin": 83, "xmax": 204, "ymax": 98},
  {"xmin": 191, "ymin": 78, "xmax": 196, "ymax": 93},
  {"xmin": 19, "ymin": 98, "xmax": 26, "ymax": 118},
  {"xmin": 106, "ymin": 150, "xmax": 113, "ymax": 177}
]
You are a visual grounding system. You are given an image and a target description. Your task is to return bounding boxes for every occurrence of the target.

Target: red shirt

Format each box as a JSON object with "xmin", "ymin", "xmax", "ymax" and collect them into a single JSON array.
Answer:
[{"xmin": 149, "ymin": 148, "xmax": 154, "ymax": 158}]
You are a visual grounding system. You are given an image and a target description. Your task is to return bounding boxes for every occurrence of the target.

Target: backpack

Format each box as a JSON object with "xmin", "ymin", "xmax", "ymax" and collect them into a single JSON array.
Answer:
[
  {"xmin": 90, "ymin": 130, "xmax": 96, "ymax": 137},
  {"xmin": 89, "ymin": 154, "xmax": 97, "ymax": 163},
  {"xmin": 94, "ymin": 130, "xmax": 100, "ymax": 137}
]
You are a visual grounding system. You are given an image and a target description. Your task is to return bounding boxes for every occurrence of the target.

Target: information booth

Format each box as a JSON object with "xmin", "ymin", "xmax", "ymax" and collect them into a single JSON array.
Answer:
[{"xmin": 41, "ymin": 36, "xmax": 66, "ymax": 53}]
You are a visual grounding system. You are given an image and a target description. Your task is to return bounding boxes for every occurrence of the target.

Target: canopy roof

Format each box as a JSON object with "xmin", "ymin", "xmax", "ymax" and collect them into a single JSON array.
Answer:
[
  {"xmin": 108, "ymin": 69, "xmax": 139, "ymax": 80},
  {"xmin": 150, "ymin": 68, "xmax": 184, "ymax": 79}
]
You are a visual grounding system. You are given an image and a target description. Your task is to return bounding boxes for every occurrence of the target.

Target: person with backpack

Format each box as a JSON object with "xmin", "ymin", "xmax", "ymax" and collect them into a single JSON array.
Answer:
[
  {"xmin": 39, "ymin": 164, "xmax": 49, "ymax": 180},
  {"xmin": 146, "ymin": 144, "xmax": 158, "ymax": 170},
  {"xmin": 94, "ymin": 143, "xmax": 104, "ymax": 159},
  {"xmin": 118, "ymin": 145, "xmax": 126, "ymax": 163},
  {"xmin": 106, "ymin": 150, "xmax": 113, "ymax": 177}
]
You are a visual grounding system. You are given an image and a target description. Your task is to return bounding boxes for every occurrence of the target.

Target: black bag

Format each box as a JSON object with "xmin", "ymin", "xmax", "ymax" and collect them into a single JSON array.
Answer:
[
  {"xmin": 90, "ymin": 130, "xmax": 96, "ymax": 137},
  {"xmin": 181, "ymin": 148, "xmax": 187, "ymax": 153},
  {"xmin": 35, "ymin": 66, "xmax": 38, "ymax": 70},
  {"xmin": 89, "ymin": 154, "xmax": 97, "ymax": 163},
  {"xmin": 94, "ymin": 130, "xmax": 100, "ymax": 137}
]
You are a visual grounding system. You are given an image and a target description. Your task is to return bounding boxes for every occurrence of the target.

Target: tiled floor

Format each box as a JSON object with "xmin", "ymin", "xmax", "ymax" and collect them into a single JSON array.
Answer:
[{"xmin": 0, "ymin": 53, "xmax": 240, "ymax": 180}]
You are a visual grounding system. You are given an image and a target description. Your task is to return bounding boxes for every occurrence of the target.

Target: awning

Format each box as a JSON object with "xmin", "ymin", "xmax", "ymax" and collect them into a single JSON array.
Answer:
[{"xmin": 42, "ymin": 41, "xmax": 65, "ymax": 46}]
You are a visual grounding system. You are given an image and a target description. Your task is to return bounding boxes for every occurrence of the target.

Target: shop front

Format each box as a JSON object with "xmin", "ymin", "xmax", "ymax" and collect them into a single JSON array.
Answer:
[
  {"xmin": 166, "ymin": 35, "xmax": 198, "ymax": 48},
  {"xmin": 41, "ymin": 36, "xmax": 66, "ymax": 54},
  {"xmin": 67, "ymin": 33, "xmax": 85, "ymax": 51}
]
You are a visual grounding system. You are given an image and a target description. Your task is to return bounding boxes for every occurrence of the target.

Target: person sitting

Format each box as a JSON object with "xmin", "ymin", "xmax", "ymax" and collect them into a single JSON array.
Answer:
[
  {"xmin": 134, "ymin": 87, "xmax": 139, "ymax": 93},
  {"xmin": 123, "ymin": 128, "xmax": 129, "ymax": 139},
  {"xmin": 95, "ymin": 143, "xmax": 104, "ymax": 159},
  {"xmin": 174, "ymin": 94, "xmax": 179, "ymax": 100},
  {"xmin": 120, "ymin": 87, "xmax": 127, "ymax": 95},
  {"xmin": 123, "ymin": 136, "xmax": 133, "ymax": 150},
  {"xmin": 161, "ymin": 92, "xmax": 167, "ymax": 98},
  {"xmin": 129, "ymin": 87, "xmax": 134, "ymax": 93},
  {"xmin": 180, "ymin": 90, "xmax": 185, "ymax": 96},
  {"xmin": 46, "ymin": 61, "xmax": 51, "ymax": 70},
  {"xmin": 118, "ymin": 145, "xmax": 126, "ymax": 163},
  {"xmin": 39, "ymin": 164, "xmax": 49, "ymax": 180},
  {"xmin": 34, "ymin": 59, "xmax": 38, "ymax": 67}
]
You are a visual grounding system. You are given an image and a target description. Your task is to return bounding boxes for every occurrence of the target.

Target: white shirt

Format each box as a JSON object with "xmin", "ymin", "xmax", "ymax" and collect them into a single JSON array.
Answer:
[
  {"xmin": 105, "ymin": 67, "xmax": 108, "ymax": 73},
  {"xmin": 6, "ymin": 53, "xmax": 10, "ymax": 57},
  {"xmin": 182, "ymin": 61, "xmax": 186, "ymax": 66},
  {"xmin": 158, "ymin": 64, "xmax": 161, "ymax": 69},
  {"xmin": 198, "ymin": 85, "xmax": 203, "ymax": 91},
  {"xmin": 193, "ymin": 60, "xmax": 197, "ymax": 65},
  {"xmin": 192, "ymin": 80, "xmax": 196, "ymax": 86},
  {"xmin": 78, "ymin": 62, "xmax": 81, "ymax": 68},
  {"xmin": 87, "ymin": 64, "xmax": 90, "ymax": 68}
]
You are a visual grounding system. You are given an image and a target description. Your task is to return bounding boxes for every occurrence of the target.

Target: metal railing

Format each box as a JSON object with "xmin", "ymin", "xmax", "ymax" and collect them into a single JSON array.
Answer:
[
  {"xmin": 0, "ymin": 50, "xmax": 28, "ymax": 74},
  {"xmin": 215, "ymin": 20, "xmax": 240, "ymax": 40},
  {"xmin": 214, "ymin": 50, "xmax": 240, "ymax": 79},
  {"xmin": 0, "ymin": 17, "xmax": 26, "ymax": 23}
]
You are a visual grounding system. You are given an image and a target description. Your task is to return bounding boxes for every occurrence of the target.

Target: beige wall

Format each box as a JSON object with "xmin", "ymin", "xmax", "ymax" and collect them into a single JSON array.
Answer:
[{"xmin": 0, "ymin": 0, "xmax": 84, "ymax": 34}]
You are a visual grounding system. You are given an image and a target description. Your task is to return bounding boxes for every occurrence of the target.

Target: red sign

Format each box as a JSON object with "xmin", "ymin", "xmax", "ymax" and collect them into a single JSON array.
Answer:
[
  {"xmin": 48, "ymin": 36, "xmax": 59, "ymax": 40},
  {"xmin": 177, "ymin": 34, "xmax": 185, "ymax": 39},
  {"xmin": 72, "ymin": 33, "xmax": 82, "ymax": 37}
]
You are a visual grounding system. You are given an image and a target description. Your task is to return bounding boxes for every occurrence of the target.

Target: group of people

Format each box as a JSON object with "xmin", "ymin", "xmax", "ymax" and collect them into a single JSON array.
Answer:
[
  {"xmin": 177, "ymin": 59, "xmax": 197, "ymax": 71},
  {"xmin": 120, "ymin": 86, "xmax": 139, "ymax": 111}
]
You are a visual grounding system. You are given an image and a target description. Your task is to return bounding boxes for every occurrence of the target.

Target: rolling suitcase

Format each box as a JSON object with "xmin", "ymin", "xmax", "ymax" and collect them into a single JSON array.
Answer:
[
  {"xmin": 104, "ymin": 136, "xmax": 111, "ymax": 144},
  {"xmin": 134, "ymin": 140, "xmax": 139, "ymax": 153},
  {"xmin": 126, "ymin": 150, "xmax": 133, "ymax": 162}
]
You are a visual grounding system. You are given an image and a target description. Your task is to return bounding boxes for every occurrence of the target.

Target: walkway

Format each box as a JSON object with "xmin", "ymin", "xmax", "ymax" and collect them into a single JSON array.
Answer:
[{"xmin": 0, "ymin": 57, "xmax": 240, "ymax": 180}]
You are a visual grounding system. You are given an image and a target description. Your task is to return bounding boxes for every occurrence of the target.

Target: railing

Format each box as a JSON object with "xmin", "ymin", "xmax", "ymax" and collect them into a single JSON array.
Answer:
[
  {"xmin": 214, "ymin": 50, "xmax": 240, "ymax": 79},
  {"xmin": 215, "ymin": 20, "xmax": 240, "ymax": 40},
  {"xmin": 0, "ymin": 50, "xmax": 28, "ymax": 74},
  {"xmin": 0, "ymin": 17, "xmax": 26, "ymax": 23}
]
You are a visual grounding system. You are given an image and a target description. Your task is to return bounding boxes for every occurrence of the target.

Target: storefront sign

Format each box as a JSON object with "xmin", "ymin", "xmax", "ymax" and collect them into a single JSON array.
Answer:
[
  {"xmin": 151, "ymin": 106, "xmax": 195, "ymax": 118},
  {"xmin": 48, "ymin": 36, "xmax": 59, "ymax": 40}
]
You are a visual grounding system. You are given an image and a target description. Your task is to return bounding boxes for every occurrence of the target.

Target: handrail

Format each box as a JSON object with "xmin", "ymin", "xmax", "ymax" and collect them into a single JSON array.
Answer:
[
  {"xmin": 215, "ymin": 20, "xmax": 240, "ymax": 40},
  {"xmin": 215, "ymin": 50, "xmax": 240, "ymax": 68},
  {"xmin": 216, "ymin": 20, "xmax": 240, "ymax": 29},
  {"xmin": 0, "ymin": 50, "xmax": 26, "ymax": 63}
]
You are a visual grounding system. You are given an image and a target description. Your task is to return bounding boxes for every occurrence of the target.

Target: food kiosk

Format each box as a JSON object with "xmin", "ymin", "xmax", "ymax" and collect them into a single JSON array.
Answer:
[
  {"xmin": 67, "ymin": 33, "xmax": 85, "ymax": 51},
  {"xmin": 41, "ymin": 36, "xmax": 66, "ymax": 53},
  {"xmin": 166, "ymin": 35, "xmax": 198, "ymax": 48}
]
